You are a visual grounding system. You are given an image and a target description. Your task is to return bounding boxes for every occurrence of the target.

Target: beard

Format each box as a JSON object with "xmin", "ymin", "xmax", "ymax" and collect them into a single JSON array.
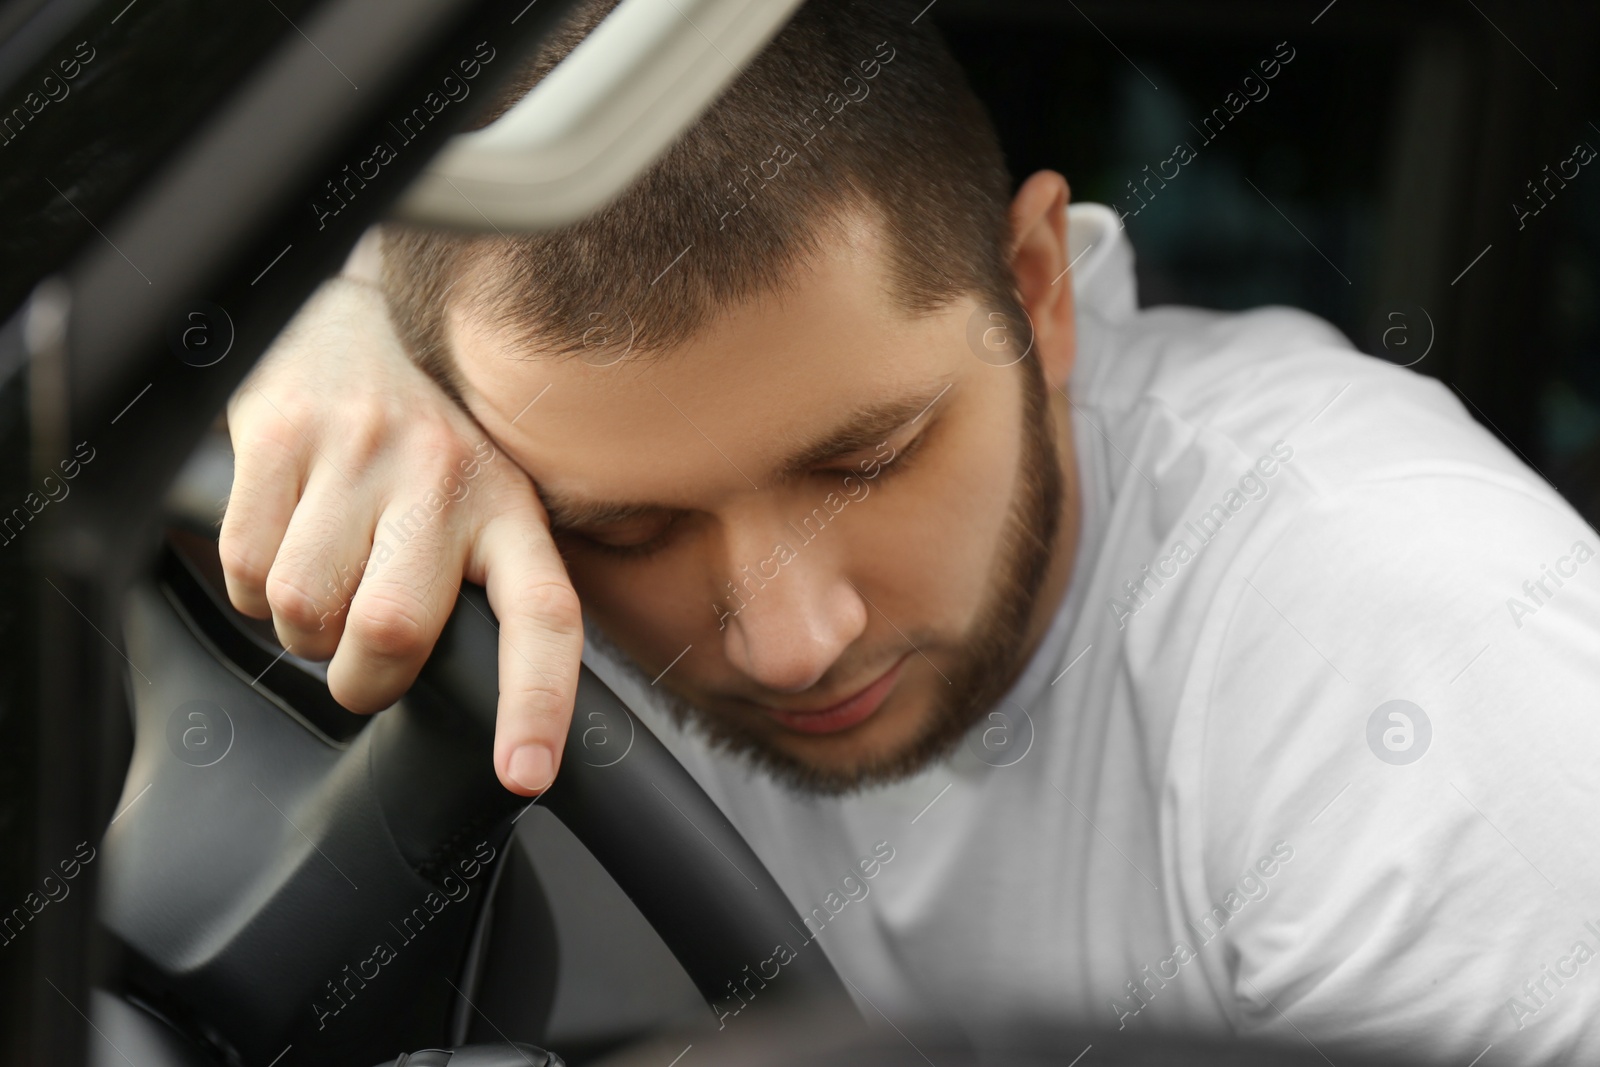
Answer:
[{"xmin": 587, "ymin": 355, "xmax": 1065, "ymax": 797}]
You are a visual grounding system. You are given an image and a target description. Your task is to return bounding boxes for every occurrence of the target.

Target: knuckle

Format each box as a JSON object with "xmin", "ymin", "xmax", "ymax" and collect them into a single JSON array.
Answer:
[
  {"xmin": 237, "ymin": 416, "xmax": 304, "ymax": 466},
  {"xmin": 509, "ymin": 685, "xmax": 573, "ymax": 728},
  {"xmin": 340, "ymin": 400, "xmax": 394, "ymax": 468},
  {"xmin": 505, "ymin": 663, "xmax": 576, "ymax": 722},
  {"xmin": 268, "ymin": 392, "xmax": 322, "ymax": 437},
  {"xmin": 477, "ymin": 473, "xmax": 541, "ymax": 524},
  {"xmin": 414, "ymin": 423, "xmax": 475, "ymax": 475},
  {"xmin": 217, "ymin": 531, "xmax": 273, "ymax": 593},
  {"xmin": 265, "ymin": 570, "xmax": 333, "ymax": 632},
  {"xmin": 517, "ymin": 578, "xmax": 583, "ymax": 636},
  {"xmin": 415, "ymin": 433, "xmax": 466, "ymax": 474},
  {"xmin": 346, "ymin": 587, "xmax": 434, "ymax": 661}
]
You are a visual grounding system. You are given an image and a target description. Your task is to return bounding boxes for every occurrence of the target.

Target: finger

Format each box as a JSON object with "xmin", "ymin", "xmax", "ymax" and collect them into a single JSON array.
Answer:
[
  {"xmin": 262, "ymin": 462, "xmax": 376, "ymax": 661},
  {"xmin": 473, "ymin": 501, "xmax": 584, "ymax": 797},
  {"xmin": 323, "ymin": 492, "xmax": 470, "ymax": 714},
  {"xmin": 220, "ymin": 408, "xmax": 310, "ymax": 620}
]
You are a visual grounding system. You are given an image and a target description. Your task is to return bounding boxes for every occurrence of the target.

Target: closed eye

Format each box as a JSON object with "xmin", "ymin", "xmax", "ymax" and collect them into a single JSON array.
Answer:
[
  {"xmin": 567, "ymin": 422, "xmax": 936, "ymax": 562},
  {"xmin": 564, "ymin": 513, "xmax": 681, "ymax": 560}
]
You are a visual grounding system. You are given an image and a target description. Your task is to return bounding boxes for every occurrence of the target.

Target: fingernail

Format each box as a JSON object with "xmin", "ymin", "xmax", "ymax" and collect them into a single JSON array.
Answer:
[{"xmin": 509, "ymin": 744, "xmax": 555, "ymax": 793}]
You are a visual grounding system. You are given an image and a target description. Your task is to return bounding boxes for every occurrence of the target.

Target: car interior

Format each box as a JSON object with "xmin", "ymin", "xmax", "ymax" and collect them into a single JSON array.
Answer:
[{"xmin": 1, "ymin": 0, "xmax": 1596, "ymax": 1064}]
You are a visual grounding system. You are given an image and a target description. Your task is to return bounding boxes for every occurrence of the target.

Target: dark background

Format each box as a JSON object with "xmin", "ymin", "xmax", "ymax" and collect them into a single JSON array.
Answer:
[{"xmin": 938, "ymin": 0, "xmax": 1600, "ymax": 527}]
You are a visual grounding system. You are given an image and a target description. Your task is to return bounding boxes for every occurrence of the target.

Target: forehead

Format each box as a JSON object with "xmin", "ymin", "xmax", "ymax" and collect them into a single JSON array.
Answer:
[{"xmin": 449, "ymin": 221, "xmax": 973, "ymax": 510}]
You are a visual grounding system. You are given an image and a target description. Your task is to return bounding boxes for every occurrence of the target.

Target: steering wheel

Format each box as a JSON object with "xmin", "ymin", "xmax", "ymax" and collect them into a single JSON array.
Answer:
[{"xmin": 97, "ymin": 523, "xmax": 857, "ymax": 1067}]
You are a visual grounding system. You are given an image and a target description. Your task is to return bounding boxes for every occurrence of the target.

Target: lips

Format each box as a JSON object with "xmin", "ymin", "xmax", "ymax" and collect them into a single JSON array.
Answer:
[{"xmin": 760, "ymin": 654, "xmax": 910, "ymax": 735}]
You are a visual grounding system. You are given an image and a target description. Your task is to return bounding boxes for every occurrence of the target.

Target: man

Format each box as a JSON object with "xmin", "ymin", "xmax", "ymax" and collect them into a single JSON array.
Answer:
[{"xmin": 221, "ymin": 0, "xmax": 1600, "ymax": 1061}]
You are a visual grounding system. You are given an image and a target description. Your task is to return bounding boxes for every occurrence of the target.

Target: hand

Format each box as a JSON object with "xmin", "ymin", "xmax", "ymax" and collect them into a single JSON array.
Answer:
[{"xmin": 220, "ymin": 273, "xmax": 581, "ymax": 797}]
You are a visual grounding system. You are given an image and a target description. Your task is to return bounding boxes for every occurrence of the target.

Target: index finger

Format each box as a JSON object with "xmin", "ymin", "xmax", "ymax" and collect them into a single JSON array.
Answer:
[{"xmin": 472, "ymin": 502, "xmax": 585, "ymax": 797}]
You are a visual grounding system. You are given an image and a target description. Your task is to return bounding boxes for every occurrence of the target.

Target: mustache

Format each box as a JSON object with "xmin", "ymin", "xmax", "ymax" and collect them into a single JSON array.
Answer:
[{"xmin": 720, "ymin": 646, "xmax": 921, "ymax": 711}]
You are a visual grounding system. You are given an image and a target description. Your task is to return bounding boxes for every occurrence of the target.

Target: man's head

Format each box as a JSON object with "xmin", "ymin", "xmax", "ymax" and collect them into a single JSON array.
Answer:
[{"xmin": 380, "ymin": 0, "xmax": 1082, "ymax": 795}]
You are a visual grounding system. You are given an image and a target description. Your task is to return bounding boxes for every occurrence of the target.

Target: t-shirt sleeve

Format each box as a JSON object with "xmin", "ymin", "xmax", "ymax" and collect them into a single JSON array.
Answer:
[{"xmin": 1187, "ymin": 470, "xmax": 1600, "ymax": 1066}]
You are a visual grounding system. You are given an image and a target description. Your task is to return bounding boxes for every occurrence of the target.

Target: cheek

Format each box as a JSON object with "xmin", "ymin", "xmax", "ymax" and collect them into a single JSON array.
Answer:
[
  {"xmin": 846, "ymin": 415, "xmax": 1021, "ymax": 634},
  {"xmin": 565, "ymin": 553, "xmax": 718, "ymax": 663}
]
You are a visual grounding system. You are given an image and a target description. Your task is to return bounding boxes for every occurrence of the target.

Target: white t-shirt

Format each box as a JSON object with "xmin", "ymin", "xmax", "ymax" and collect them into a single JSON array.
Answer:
[{"xmin": 582, "ymin": 203, "xmax": 1600, "ymax": 1064}]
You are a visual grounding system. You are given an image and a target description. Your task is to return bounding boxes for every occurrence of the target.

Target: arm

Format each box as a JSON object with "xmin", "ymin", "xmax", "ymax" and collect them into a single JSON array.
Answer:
[{"xmin": 221, "ymin": 230, "xmax": 581, "ymax": 797}]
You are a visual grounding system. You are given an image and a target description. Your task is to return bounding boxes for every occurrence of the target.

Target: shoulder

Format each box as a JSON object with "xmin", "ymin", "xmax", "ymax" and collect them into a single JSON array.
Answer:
[
  {"xmin": 1080, "ymin": 299, "xmax": 1546, "ymax": 657},
  {"xmin": 1166, "ymin": 469, "xmax": 1600, "ymax": 1057},
  {"xmin": 1077, "ymin": 293, "xmax": 1568, "ymax": 616},
  {"xmin": 1076, "ymin": 300, "xmax": 1354, "ymax": 422},
  {"xmin": 1193, "ymin": 465, "xmax": 1600, "ymax": 833},
  {"xmin": 1074, "ymin": 300, "xmax": 1527, "ymax": 514}
]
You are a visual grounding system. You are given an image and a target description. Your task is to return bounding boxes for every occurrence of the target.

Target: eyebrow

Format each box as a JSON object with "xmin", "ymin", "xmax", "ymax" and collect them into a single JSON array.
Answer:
[
  {"xmin": 772, "ymin": 385, "xmax": 949, "ymax": 479},
  {"xmin": 537, "ymin": 383, "xmax": 952, "ymax": 532}
]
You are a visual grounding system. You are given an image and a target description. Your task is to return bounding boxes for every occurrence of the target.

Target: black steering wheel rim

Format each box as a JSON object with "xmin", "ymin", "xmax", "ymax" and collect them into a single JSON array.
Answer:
[{"xmin": 98, "ymin": 525, "xmax": 855, "ymax": 1067}]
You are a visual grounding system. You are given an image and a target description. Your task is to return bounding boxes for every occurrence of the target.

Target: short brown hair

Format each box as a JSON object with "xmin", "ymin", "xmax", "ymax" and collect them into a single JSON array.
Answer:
[{"xmin": 380, "ymin": 0, "xmax": 1018, "ymax": 400}]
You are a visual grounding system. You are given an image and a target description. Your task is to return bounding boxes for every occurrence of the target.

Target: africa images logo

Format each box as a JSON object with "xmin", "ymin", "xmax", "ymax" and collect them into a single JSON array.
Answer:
[
  {"xmin": 712, "ymin": 841, "xmax": 895, "ymax": 1030},
  {"xmin": 1111, "ymin": 841, "xmax": 1294, "ymax": 1029},
  {"xmin": 1366, "ymin": 699, "xmax": 1431, "ymax": 766},
  {"xmin": 1505, "ymin": 917, "xmax": 1600, "ymax": 1031},
  {"xmin": 1106, "ymin": 441, "xmax": 1294, "ymax": 630},
  {"xmin": 310, "ymin": 41, "xmax": 497, "ymax": 231},
  {"xmin": 311, "ymin": 840, "xmax": 497, "ymax": 1030},
  {"xmin": 1505, "ymin": 539, "xmax": 1596, "ymax": 630}
]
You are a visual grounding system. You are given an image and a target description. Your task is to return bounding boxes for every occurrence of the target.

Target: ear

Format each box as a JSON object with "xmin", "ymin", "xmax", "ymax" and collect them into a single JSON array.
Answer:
[{"xmin": 1008, "ymin": 170, "xmax": 1075, "ymax": 388}]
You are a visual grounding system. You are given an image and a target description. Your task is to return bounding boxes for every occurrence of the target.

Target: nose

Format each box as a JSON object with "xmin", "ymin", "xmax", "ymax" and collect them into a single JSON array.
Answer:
[{"xmin": 716, "ymin": 526, "xmax": 868, "ymax": 694}]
